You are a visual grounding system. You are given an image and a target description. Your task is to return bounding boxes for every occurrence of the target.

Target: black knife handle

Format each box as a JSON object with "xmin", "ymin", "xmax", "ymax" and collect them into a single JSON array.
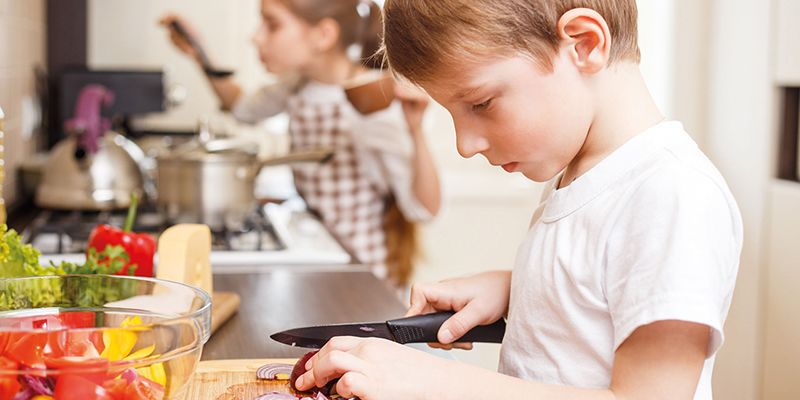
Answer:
[{"xmin": 386, "ymin": 312, "xmax": 506, "ymax": 344}]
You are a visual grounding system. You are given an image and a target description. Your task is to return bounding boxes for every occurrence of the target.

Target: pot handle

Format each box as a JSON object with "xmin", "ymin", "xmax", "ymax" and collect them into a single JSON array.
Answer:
[{"xmin": 248, "ymin": 148, "xmax": 335, "ymax": 178}]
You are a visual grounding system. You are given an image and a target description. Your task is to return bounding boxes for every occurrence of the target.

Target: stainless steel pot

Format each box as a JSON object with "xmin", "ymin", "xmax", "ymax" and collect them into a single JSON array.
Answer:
[
  {"xmin": 36, "ymin": 132, "xmax": 146, "ymax": 210},
  {"xmin": 156, "ymin": 141, "xmax": 331, "ymax": 230}
]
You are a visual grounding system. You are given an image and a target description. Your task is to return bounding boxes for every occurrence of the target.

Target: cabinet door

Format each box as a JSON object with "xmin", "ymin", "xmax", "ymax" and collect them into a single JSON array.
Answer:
[
  {"xmin": 762, "ymin": 180, "xmax": 800, "ymax": 398},
  {"xmin": 775, "ymin": 0, "xmax": 800, "ymax": 84}
]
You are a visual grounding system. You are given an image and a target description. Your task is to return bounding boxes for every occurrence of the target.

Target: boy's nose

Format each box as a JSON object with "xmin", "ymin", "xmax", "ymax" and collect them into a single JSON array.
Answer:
[{"xmin": 455, "ymin": 128, "xmax": 490, "ymax": 159}]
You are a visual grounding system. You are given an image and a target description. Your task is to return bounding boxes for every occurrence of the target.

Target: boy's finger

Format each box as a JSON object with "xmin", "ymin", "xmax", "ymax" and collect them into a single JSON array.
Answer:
[
  {"xmin": 405, "ymin": 283, "xmax": 431, "ymax": 317},
  {"xmin": 438, "ymin": 302, "xmax": 484, "ymax": 344},
  {"xmin": 296, "ymin": 349, "xmax": 369, "ymax": 391},
  {"xmin": 335, "ymin": 371, "xmax": 373, "ymax": 399},
  {"xmin": 429, "ymin": 342, "xmax": 474, "ymax": 350},
  {"xmin": 305, "ymin": 336, "xmax": 364, "ymax": 372}
]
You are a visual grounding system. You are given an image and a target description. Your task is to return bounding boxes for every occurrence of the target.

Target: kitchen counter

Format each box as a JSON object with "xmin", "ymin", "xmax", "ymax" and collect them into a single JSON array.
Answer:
[
  {"xmin": 23, "ymin": 200, "xmax": 353, "ymax": 270},
  {"xmin": 203, "ymin": 270, "xmax": 406, "ymax": 360}
]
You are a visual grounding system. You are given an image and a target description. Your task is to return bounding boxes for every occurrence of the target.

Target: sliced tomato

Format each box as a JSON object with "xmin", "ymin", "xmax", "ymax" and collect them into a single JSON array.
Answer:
[
  {"xmin": 0, "ymin": 378, "xmax": 21, "ymax": 400},
  {"xmin": 0, "ymin": 333, "xmax": 9, "ymax": 355},
  {"xmin": 0, "ymin": 356, "xmax": 20, "ymax": 400},
  {"xmin": 124, "ymin": 376, "xmax": 165, "ymax": 400},
  {"xmin": 90, "ymin": 331, "xmax": 105, "ymax": 354},
  {"xmin": 5, "ymin": 332, "xmax": 47, "ymax": 369},
  {"xmin": 58, "ymin": 312, "xmax": 96, "ymax": 329},
  {"xmin": 54, "ymin": 375, "xmax": 113, "ymax": 400},
  {"xmin": 44, "ymin": 356, "xmax": 110, "ymax": 384},
  {"xmin": 101, "ymin": 379, "xmax": 128, "ymax": 400}
]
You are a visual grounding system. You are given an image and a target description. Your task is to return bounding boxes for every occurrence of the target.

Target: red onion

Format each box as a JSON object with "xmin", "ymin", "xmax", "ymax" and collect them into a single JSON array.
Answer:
[
  {"xmin": 256, "ymin": 363, "xmax": 294, "ymax": 380},
  {"xmin": 254, "ymin": 393, "xmax": 299, "ymax": 400},
  {"xmin": 290, "ymin": 351, "xmax": 318, "ymax": 391},
  {"xmin": 121, "ymin": 368, "xmax": 138, "ymax": 384},
  {"xmin": 18, "ymin": 374, "xmax": 54, "ymax": 396}
]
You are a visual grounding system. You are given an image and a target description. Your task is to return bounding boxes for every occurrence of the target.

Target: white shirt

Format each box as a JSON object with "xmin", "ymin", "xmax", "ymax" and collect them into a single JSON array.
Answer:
[
  {"xmin": 232, "ymin": 79, "xmax": 434, "ymax": 223},
  {"xmin": 498, "ymin": 121, "xmax": 743, "ymax": 399}
]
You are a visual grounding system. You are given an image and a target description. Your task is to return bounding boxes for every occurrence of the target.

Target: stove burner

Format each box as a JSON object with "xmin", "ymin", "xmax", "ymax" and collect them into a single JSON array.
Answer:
[{"xmin": 23, "ymin": 207, "xmax": 285, "ymax": 254}]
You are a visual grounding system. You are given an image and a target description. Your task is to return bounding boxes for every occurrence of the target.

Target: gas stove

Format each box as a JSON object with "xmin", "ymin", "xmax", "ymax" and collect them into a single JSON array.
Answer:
[
  {"xmin": 24, "ymin": 207, "xmax": 283, "ymax": 254},
  {"xmin": 24, "ymin": 201, "xmax": 353, "ymax": 271}
]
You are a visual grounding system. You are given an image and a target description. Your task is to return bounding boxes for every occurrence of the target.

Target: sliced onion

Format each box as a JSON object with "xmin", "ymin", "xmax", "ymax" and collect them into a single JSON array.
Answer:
[
  {"xmin": 18, "ymin": 374, "xmax": 54, "ymax": 396},
  {"xmin": 256, "ymin": 363, "xmax": 294, "ymax": 380},
  {"xmin": 121, "ymin": 368, "xmax": 138, "ymax": 384},
  {"xmin": 254, "ymin": 392, "xmax": 298, "ymax": 400}
]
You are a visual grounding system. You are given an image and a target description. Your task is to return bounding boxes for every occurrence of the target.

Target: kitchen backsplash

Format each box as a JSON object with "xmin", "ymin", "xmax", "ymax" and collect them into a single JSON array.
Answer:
[{"xmin": 0, "ymin": 0, "xmax": 46, "ymax": 207}]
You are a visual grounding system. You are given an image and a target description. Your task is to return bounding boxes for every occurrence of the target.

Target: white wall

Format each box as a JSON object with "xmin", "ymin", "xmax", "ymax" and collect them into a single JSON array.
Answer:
[
  {"xmin": 699, "ymin": 1, "xmax": 773, "ymax": 399},
  {"xmin": 88, "ymin": 0, "xmax": 270, "ymax": 132},
  {"xmin": 0, "ymin": 0, "xmax": 46, "ymax": 206}
]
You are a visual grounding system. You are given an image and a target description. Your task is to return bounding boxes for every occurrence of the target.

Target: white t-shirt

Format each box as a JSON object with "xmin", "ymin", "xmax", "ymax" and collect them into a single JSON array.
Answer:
[{"xmin": 498, "ymin": 121, "xmax": 743, "ymax": 399}]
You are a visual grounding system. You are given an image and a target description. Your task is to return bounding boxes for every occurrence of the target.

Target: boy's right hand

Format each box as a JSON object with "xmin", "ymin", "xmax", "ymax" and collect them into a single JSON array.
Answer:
[
  {"xmin": 405, "ymin": 270, "xmax": 511, "ymax": 350},
  {"xmin": 159, "ymin": 14, "xmax": 201, "ymax": 62}
]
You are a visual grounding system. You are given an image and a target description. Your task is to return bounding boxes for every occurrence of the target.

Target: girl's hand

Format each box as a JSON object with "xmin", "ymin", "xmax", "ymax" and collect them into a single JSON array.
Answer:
[
  {"xmin": 295, "ymin": 336, "xmax": 460, "ymax": 400},
  {"xmin": 394, "ymin": 82, "xmax": 429, "ymax": 137},
  {"xmin": 406, "ymin": 271, "xmax": 511, "ymax": 349},
  {"xmin": 159, "ymin": 14, "xmax": 201, "ymax": 62}
]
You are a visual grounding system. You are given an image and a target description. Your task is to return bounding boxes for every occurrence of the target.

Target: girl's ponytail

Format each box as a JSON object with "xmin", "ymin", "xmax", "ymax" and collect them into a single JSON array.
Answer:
[{"xmin": 359, "ymin": 0, "xmax": 384, "ymax": 69}]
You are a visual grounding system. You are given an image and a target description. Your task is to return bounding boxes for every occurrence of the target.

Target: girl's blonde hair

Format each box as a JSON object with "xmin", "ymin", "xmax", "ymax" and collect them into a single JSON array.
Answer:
[
  {"xmin": 383, "ymin": 0, "xmax": 641, "ymax": 83},
  {"xmin": 278, "ymin": 0, "xmax": 384, "ymax": 68}
]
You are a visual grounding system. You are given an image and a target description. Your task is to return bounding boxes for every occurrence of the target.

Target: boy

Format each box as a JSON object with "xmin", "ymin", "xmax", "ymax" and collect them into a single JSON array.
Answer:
[{"xmin": 295, "ymin": 1, "xmax": 743, "ymax": 399}]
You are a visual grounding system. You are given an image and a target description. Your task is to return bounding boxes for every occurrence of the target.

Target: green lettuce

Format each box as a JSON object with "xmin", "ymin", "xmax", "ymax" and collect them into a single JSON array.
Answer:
[{"xmin": 0, "ymin": 224, "xmax": 137, "ymax": 310}]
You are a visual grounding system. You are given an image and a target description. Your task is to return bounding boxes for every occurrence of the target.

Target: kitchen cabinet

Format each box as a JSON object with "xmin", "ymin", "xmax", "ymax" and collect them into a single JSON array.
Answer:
[
  {"xmin": 762, "ymin": 179, "xmax": 800, "ymax": 398},
  {"xmin": 775, "ymin": 0, "xmax": 800, "ymax": 85}
]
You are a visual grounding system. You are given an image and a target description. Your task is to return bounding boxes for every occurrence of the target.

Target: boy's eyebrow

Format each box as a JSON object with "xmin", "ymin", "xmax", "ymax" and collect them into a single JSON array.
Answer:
[{"xmin": 453, "ymin": 85, "xmax": 487, "ymax": 101}]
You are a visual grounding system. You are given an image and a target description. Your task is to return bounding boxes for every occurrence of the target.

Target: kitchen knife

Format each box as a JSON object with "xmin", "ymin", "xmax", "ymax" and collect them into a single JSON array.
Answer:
[{"xmin": 270, "ymin": 312, "xmax": 506, "ymax": 349}]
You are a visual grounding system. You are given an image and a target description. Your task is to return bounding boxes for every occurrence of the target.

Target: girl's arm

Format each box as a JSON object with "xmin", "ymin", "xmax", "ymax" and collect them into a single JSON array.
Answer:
[
  {"xmin": 396, "ymin": 84, "xmax": 441, "ymax": 216},
  {"xmin": 160, "ymin": 14, "xmax": 244, "ymax": 111},
  {"xmin": 406, "ymin": 124, "xmax": 442, "ymax": 217},
  {"xmin": 206, "ymin": 76, "xmax": 244, "ymax": 112},
  {"xmin": 297, "ymin": 320, "xmax": 709, "ymax": 400}
]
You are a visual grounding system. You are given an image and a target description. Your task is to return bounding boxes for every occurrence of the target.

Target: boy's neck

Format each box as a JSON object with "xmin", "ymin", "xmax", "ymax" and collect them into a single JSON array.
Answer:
[
  {"xmin": 303, "ymin": 51, "xmax": 359, "ymax": 85},
  {"xmin": 559, "ymin": 62, "xmax": 664, "ymax": 189}
]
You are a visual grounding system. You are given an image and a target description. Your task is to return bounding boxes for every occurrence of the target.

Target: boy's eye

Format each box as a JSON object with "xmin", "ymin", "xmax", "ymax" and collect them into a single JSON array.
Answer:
[{"xmin": 471, "ymin": 98, "xmax": 493, "ymax": 111}]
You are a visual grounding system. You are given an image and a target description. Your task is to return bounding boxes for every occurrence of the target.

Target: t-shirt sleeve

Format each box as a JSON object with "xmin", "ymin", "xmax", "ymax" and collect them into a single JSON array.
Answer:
[
  {"xmin": 231, "ymin": 79, "xmax": 295, "ymax": 124},
  {"xmin": 604, "ymin": 167, "xmax": 742, "ymax": 358},
  {"xmin": 350, "ymin": 102, "xmax": 437, "ymax": 223}
]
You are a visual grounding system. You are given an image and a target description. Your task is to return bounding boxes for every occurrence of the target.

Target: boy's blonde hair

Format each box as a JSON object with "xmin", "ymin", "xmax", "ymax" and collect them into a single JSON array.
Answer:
[{"xmin": 383, "ymin": 0, "xmax": 640, "ymax": 83}]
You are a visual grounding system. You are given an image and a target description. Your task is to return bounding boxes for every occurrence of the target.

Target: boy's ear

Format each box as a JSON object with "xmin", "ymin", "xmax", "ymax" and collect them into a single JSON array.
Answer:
[
  {"xmin": 311, "ymin": 17, "xmax": 341, "ymax": 52},
  {"xmin": 557, "ymin": 8, "xmax": 612, "ymax": 73}
]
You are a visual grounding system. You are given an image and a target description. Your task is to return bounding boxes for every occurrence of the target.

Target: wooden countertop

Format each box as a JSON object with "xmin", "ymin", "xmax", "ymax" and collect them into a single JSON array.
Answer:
[{"xmin": 202, "ymin": 270, "xmax": 406, "ymax": 360}]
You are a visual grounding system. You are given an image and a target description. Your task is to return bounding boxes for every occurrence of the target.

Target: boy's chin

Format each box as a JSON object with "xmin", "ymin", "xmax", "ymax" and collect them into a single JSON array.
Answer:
[{"xmin": 520, "ymin": 167, "xmax": 560, "ymax": 183}]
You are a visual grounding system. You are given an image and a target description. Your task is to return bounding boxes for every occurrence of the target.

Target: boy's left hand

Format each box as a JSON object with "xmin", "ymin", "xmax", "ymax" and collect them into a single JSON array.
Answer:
[{"xmin": 295, "ymin": 336, "xmax": 456, "ymax": 400}]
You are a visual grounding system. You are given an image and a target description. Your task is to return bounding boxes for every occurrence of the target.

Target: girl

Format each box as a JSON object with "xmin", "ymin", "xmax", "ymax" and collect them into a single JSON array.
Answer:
[{"xmin": 161, "ymin": 0, "xmax": 441, "ymax": 285}]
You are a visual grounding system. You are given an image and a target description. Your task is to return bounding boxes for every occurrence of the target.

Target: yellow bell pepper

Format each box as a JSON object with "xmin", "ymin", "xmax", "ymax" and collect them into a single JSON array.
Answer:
[{"xmin": 100, "ymin": 316, "xmax": 167, "ymax": 386}]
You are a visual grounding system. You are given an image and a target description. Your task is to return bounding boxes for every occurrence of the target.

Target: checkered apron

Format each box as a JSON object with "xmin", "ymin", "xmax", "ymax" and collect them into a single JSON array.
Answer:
[{"xmin": 287, "ymin": 97, "xmax": 388, "ymax": 275}]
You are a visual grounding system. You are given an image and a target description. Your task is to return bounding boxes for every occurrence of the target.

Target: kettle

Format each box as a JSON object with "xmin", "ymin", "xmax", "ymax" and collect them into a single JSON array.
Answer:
[{"xmin": 36, "ymin": 85, "xmax": 145, "ymax": 210}]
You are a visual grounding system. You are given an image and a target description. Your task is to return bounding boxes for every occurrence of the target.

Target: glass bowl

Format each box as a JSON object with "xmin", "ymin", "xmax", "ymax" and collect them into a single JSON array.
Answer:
[{"xmin": 0, "ymin": 275, "xmax": 212, "ymax": 399}]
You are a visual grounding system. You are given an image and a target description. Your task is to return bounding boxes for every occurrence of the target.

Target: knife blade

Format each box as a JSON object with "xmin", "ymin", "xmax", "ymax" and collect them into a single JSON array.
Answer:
[{"xmin": 270, "ymin": 312, "xmax": 506, "ymax": 349}]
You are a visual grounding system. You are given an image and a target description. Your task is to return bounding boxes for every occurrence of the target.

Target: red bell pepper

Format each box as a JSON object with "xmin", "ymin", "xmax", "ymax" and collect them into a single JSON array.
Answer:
[{"xmin": 87, "ymin": 194, "xmax": 156, "ymax": 277}]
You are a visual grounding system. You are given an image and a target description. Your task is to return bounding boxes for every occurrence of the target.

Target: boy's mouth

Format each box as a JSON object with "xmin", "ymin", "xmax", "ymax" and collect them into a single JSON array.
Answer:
[{"xmin": 502, "ymin": 162, "xmax": 519, "ymax": 173}]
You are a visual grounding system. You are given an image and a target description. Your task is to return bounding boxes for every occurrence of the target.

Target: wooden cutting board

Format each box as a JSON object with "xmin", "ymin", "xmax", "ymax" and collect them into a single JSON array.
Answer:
[
  {"xmin": 188, "ymin": 359, "xmax": 298, "ymax": 400},
  {"xmin": 211, "ymin": 291, "xmax": 241, "ymax": 334}
]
